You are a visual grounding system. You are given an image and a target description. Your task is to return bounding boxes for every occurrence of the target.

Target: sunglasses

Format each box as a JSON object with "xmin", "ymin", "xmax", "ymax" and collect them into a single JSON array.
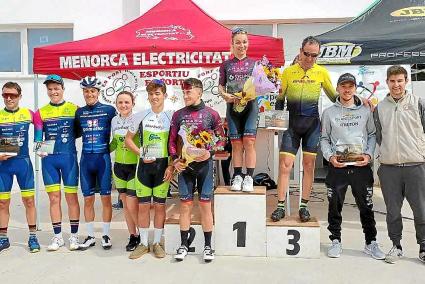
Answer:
[
  {"xmin": 2, "ymin": 93, "xmax": 20, "ymax": 99},
  {"xmin": 231, "ymin": 27, "xmax": 247, "ymax": 35},
  {"xmin": 302, "ymin": 50, "xmax": 319, "ymax": 58}
]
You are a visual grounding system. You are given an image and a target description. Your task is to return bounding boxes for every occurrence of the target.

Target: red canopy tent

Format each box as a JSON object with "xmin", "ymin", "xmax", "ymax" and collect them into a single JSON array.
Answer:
[{"xmin": 33, "ymin": 0, "xmax": 284, "ymax": 80}]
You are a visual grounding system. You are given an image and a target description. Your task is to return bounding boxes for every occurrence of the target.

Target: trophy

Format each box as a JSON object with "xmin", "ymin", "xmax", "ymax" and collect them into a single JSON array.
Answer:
[
  {"xmin": 335, "ymin": 138, "xmax": 364, "ymax": 165},
  {"xmin": 0, "ymin": 137, "xmax": 20, "ymax": 156}
]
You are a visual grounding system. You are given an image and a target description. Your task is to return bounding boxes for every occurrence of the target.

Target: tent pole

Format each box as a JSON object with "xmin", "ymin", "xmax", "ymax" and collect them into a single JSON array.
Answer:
[{"xmin": 33, "ymin": 74, "xmax": 41, "ymax": 231}]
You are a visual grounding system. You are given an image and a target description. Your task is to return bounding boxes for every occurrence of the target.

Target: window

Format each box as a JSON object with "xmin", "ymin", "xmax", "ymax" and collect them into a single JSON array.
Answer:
[
  {"xmin": 0, "ymin": 32, "xmax": 21, "ymax": 72},
  {"xmin": 0, "ymin": 27, "xmax": 73, "ymax": 75},
  {"xmin": 411, "ymin": 64, "xmax": 425, "ymax": 81},
  {"xmin": 27, "ymin": 28, "xmax": 73, "ymax": 74}
]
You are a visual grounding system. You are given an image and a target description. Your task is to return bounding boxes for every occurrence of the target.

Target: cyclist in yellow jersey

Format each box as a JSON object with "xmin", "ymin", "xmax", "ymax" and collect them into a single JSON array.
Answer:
[{"xmin": 272, "ymin": 36, "xmax": 337, "ymax": 222}]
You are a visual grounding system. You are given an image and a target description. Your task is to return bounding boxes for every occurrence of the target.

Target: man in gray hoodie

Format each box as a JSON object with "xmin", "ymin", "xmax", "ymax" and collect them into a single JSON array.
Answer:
[
  {"xmin": 321, "ymin": 73, "xmax": 384, "ymax": 259},
  {"xmin": 374, "ymin": 65, "xmax": 425, "ymax": 265}
]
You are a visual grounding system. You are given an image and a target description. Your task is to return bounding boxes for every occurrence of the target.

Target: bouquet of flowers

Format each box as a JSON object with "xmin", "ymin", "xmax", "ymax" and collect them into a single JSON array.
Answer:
[
  {"xmin": 232, "ymin": 56, "xmax": 282, "ymax": 113},
  {"xmin": 178, "ymin": 125, "xmax": 225, "ymax": 168}
]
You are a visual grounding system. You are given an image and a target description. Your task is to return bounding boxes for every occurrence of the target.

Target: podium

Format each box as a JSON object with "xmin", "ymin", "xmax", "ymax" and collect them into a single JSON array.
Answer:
[
  {"xmin": 164, "ymin": 186, "xmax": 321, "ymax": 258},
  {"xmin": 214, "ymin": 186, "xmax": 267, "ymax": 256},
  {"xmin": 164, "ymin": 198, "xmax": 215, "ymax": 255},
  {"xmin": 266, "ymin": 216, "xmax": 320, "ymax": 258}
]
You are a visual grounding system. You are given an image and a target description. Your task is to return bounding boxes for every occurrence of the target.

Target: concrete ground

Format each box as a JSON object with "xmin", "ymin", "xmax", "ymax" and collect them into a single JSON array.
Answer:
[{"xmin": 1, "ymin": 184, "xmax": 424, "ymax": 284}]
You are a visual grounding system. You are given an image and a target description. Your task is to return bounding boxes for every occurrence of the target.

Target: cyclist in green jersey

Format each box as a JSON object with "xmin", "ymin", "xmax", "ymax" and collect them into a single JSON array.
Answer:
[
  {"xmin": 125, "ymin": 80, "xmax": 174, "ymax": 259},
  {"xmin": 110, "ymin": 91, "xmax": 140, "ymax": 251}
]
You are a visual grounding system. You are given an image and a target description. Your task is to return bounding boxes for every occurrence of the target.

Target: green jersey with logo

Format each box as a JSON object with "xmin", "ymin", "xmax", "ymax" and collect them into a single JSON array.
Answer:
[
  {"xmin": 128, "ymin": 109, "xmax": 173, "ymax": 159},
  {"xmin": 110, "ymin": 114, "xmax": 140, "ymax": 164}
]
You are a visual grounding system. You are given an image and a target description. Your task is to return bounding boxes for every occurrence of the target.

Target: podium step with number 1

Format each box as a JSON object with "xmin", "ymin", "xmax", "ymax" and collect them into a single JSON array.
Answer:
[{"xmin": 214, "ymin": 186, "xmax": 267, "ymax": 257}]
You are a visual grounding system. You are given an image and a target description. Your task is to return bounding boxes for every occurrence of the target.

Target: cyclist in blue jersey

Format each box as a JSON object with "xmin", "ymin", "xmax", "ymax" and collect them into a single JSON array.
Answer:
[
  {"xmin": 0, "ymin": 82, "xmax": 41, "ymax": 253},
  {"xmin": 75, "ymin": 76, "xmax": 116, "ymax": 250},
  {"xmin": 34, "ymin": 75, "xmax": 81, "ymax": 251}
]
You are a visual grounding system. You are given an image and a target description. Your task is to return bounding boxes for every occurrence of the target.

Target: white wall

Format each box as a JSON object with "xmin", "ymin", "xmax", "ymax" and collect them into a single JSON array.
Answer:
[
  {"xmin": 0, "ymin": 0, "xmax": 124, "ymax": 40},
  {"xmin": 140, "ymin": 0, "xmax": 373, "ymax": 20}
]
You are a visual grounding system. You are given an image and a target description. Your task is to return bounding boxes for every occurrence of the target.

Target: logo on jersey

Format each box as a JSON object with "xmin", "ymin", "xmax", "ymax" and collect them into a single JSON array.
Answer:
[
  {"xmin": 87, "ymin": 119, "xmax": 98, "ymax": 128},
  {"xmin": 149, "ymin": 133, "xmax": 161, "ymax": 141},
  {"xmin": 101, "ymin": 70, "xmax": 139, "ymax": 105}
]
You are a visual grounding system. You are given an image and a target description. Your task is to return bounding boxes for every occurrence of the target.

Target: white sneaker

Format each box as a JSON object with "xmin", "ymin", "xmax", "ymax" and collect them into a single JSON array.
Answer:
[
  {"xmin": 47, "ymin": 236, "xmax": 65, "ymax": 251},
  {"xmin": 327, "ymin": 239, "xmax": 342, "ymax": 258},
  {"xmin": 68, "ymin": 235, "xmax": 80, "ymax": 251},
  {"xmin": 174, "ymin": 245, "xmax": 188, "ymax": 261},
  {"xmin": 231, "ymin": 175, "xmax": 243, "ymax": 191},
  {"xmin": 101, "ymin": 235, "xmax": 112, "ymax": 250},
  {"xmin": 203, "ymin": 246, "xmax": 215, "ymax": 262},
  {"xmin": 79, "ymin": 236, "xmax": 96, "ymax": 250},
  {"xmin": 364, "ymin": 241, "xmax": 385, "ymax": 260},
  {"xmin": 242, "ymin": 176, "xmax": 254, "ymax": 192}
]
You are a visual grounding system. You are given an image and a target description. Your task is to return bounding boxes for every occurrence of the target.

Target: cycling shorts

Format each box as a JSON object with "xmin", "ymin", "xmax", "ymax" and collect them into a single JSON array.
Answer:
[
  {"xmin": 135, "ymin": 158, "xmax": 169, "ymax": 204},
  {"xmin": 80, "ymin": 153, "xmax": 112, "ymax": 197},
  {"xmin": 0, "ymin": 157, "xmax": 34, "ymax": 200},
  {"xmin": 113, "ymin": 162, "xmax": 137, "ymax": 195},
  {"xmin": 280, "ymin": 115, "xmax": 320, "ymax": 156},
  {"xmin": 178, "ymin": 159, "xmax": 213, "ymax": 202},
  {"xmin": 42, "ymin": 153, "xmax": 78, "ymax": 194}
]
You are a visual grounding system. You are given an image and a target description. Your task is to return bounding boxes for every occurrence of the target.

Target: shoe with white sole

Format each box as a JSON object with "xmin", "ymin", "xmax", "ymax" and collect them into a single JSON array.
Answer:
[
  {"xmin": 68, "ymin": 235, "xmax": 80, "ymax": 251},
  {"xmin": 47, "ymin": 236, "xmax": 65, "ymax": 251},
  {"xmin": 231, "ymin": 175, "xmax": 243, "ymax": 191},
  {"xmin": 203, "ymin": 246, "xmax": 215, "ymax": 262},
  {"xmin": 101, "ymin": 235, "xmax": 112, "ymax": 250},
  {"xmin": 79, "ymin": 236, "xmax": 95, "ymax": 250},
  {"xmin": 174, "ymin": 245, "xmax": 188, "ymax": 261},
  {"xmin": 364, "ymin": 241, "xmax": 385, "ymax": 260},
  {"xmin": 242, "ymin": 176, "xmax": 254, "ymax": 192}
]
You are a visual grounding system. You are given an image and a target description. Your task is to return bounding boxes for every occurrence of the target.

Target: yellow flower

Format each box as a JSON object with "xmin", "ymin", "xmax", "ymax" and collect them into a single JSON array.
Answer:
[
  {"xmin": 193, "ymin": 139, "xmax": 204, "ymax": 148},
  {"xmin": 200, "ymin": 131, "xmax": 212, "ymax": 143}
]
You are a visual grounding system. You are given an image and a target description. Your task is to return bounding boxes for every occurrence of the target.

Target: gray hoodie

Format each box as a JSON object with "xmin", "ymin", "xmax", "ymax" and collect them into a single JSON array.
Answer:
[{"xmin": 320, "ymin": 94, "xmax": 376, "ymax": 161}]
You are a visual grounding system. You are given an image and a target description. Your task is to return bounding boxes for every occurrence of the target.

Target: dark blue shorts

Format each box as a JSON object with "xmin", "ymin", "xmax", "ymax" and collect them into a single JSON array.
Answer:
[
  {"xmin": 178, "ymin": 159, "xmax": 214, "ymax": 202},
  {"xmin": 0, "ymin": 157, "xmax": 34, "ymax": 199},
  {"xmin": 42, "ymin": 153, "xmax": 79, "ymax": 194},
  {"xmin": 280, "ymin": 116, "xmax": 320, "ymax": 156},
  {"xmin": 80, "ymin": 153, "xmax": 112, "ymax": 197},
  {"xmin": 226, "ymin": 100, "xmax": 258, "ymax": 141}
]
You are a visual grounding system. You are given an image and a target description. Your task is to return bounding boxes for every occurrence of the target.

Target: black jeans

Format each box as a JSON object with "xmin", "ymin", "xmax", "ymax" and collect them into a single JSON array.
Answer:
[{"xmin": 326, "ymin": 165, "xmax": 377, "ymax": 244}]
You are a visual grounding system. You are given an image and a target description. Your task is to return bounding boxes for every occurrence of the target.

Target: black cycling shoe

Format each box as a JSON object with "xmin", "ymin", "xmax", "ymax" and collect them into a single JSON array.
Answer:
[
  {"xmin": 271, "ymin": 207, "xmax": 285, "ymax": 222},
  {"xmin": 126, "ymin": 234, "xmax": 140, "ymax": 252},
  {"xmin": 299, "ymin": 207, "xmax": 311, "ymax": 222}
]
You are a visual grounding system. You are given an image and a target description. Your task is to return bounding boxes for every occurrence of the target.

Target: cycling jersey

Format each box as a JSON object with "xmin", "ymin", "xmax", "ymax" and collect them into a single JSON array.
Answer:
[
  {"xmin": 34, "ymin": 101, "xmax": 78, "ymax": 154},
  {"xmin": 75, "ymin": 102, "xmax": 116, "ymax": 154},
  {"xmin": 128, "ymin": 109, "xmax": 173, "ymax": 203},
  {"xmin": 168, "ymin": 101, "xmax": 225, "ymax": 160},
  {"xmin": 129, "ymin": 109, "xmax": 173, "ymax": 159},
  {"xmin": 0, "ymin": 108, "xmax": 42, "ymax": 157},
  {"xmin": 219, "ymin": 57, "xmax": 256, "ymax": 94},
  {"xmin": 0, "ymin": 107, "xmax": 39, "ymax": 199},
  {"xmin": 277, "ymin": 63, "xmax": 337, "ymax": 117},
  {"xmin": 110, "ymin": 114, "xmax": 140, "ymax": 164}
]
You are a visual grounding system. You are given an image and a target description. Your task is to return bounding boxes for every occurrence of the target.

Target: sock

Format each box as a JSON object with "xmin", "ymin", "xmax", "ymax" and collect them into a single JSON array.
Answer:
[
  {"xmin": 180, "ymin": 230, "xmax": 189, "ymax": 248},
  {"xmin": 204, "ymin": 231, "xmax": 212, "ymax": 247},
  {"xmin": 139, "ymin": 228, "xmax": 149, "ymax": 246},
  {"xmin": 102, "ymin": 222, "xmax": 111, "ymax": 236},
  {"xmin": 28, "ymin": 224, "xmax": 37, "ymax": 237},
  {"xmin": 246, "ymin": 168, "xmax": 255, "ymax": 177},
  {"xmin": 300, "ymin": 198, "xmax": 309, "ymax": 209},
  {"xmin": 52, "ymin": 222, "xmax": 62, "ymax": 235},
  {"xmin": 277, "ymin": 200, "xmax": 285, "ymax": 210},
  {"xmin": 233, "ymin": 167, "xmax": 242, "ymax": 177},
  {"xmin": 0, "ymin": 227, "xmax": 7, "ymax": 238},
  {"xmin": 86, "ymin": 222, "xmax": 94, "ymax": 237},
  {"xmin": 153, "ymin": 228, "xmax": 163, "ymax": 244},
  {"xmin": 70, "ymin": 219, "xmax": 79, "ymax": 234}
]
